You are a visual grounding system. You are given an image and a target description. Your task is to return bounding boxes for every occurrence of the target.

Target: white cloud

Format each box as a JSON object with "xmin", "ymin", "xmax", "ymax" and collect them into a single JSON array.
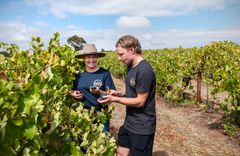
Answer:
[
  {"xmin": 0, "ymin": 21, "xmax": 30, "ymax": 43},
  {"xmin": 1, "ymin": 20, "xmax": 240, "ymax": 50},
  {"xmin": 25, "ymin": 0, "xmax": 238, "ymax": 18},
  {"xmin": 0, "ymin": 20, "xmax": 53, "ymax": 49},
  {"xmin": 34, "ymin": 21, "xmax": 49, "ymax": 27},
  {"xmin": 141, "ymin": 29, "xmax": 240, "ymax": 49},
  {"xmin": 66, "ymin": 25, "xmax": 81, "ymax": 30},
  {"xmin": 116, "ymin": 16, "xmax": 150, "ymax": 29}
]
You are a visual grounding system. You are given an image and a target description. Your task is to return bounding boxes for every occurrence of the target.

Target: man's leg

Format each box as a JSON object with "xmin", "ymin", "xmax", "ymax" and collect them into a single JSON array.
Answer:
[
  {"xmin": 130, "ymin": 132, "xmax": 155, "ymax": 156},
  {"xmin": 117, "ymin": 126, "xmax": 131, "ymax": 156},
  {"xmin": 117, "ymin": 146, "xmax": 130, "ymax": 156}
]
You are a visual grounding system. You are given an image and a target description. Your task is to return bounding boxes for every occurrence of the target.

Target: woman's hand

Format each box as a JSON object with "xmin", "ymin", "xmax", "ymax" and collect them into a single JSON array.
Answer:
[
  {"xmin": 89, "ymin": 86, "xmax": 103, "ymax": 95},
  {"xmin": 68, "ymin": 90, "xmax": 83, "ymax": 101}
]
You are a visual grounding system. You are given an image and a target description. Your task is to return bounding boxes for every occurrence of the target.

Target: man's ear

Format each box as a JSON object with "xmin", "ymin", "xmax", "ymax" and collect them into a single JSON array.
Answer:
[{"xmin": 128, "ymin": 47, "xmax": 135, "ymax": 54}]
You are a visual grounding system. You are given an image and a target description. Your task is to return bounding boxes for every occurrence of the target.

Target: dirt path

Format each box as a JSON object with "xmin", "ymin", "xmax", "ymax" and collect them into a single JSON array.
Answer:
[{"xmin": 110, "ymin": 77, "xmax": 240, "ymax": 156}]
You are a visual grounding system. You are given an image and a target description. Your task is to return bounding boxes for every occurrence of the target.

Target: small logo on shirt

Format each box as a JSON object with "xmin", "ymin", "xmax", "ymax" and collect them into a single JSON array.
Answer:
[
  {"xmin": 130, "ymin": 78, "xmax": 135, "ymax": 87},
  {"xmin": 93, "ymin": 79, "xmax": 102, "ymax": 88}
]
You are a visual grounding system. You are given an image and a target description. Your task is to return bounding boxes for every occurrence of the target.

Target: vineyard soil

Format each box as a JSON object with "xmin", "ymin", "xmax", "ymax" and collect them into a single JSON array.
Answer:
[{"xmin": 110, "ymin": 77, "xmax": 240, "ymax": 156}]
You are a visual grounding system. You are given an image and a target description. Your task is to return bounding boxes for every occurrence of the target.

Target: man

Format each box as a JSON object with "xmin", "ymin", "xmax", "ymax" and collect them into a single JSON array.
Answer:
[{"xmin": 99, "ymin": 35, "xmax": 156, "ymax": 156}]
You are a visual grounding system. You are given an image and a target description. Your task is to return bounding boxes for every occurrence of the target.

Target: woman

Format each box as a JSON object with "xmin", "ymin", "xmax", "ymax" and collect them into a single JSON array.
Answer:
[{"xmin": 68, "ymin": 43, "xmax": 115, "ymax": 132}]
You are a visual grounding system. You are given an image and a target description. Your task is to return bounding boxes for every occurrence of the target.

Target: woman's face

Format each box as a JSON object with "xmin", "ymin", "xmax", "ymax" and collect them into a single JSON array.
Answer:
[{"xmin": 83, "ymin": 54, "xmax": 99, "ymax": 69}]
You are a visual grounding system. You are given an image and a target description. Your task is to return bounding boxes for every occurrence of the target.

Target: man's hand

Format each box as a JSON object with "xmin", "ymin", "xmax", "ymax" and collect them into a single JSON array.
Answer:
[
  {"xmin": 68, "ymin": 90, "xmax": 83, "ymax": 101},
  {"xmin": 97, "ymin": 94, "xmax": 112, "ymax": 103},
  {"xmin": 97, "ymin": 94, "xmax": 120, "ymax": 104},
  {"xmin": 107, "ymin": 90, "xmax": 122, "ymax": 97}
]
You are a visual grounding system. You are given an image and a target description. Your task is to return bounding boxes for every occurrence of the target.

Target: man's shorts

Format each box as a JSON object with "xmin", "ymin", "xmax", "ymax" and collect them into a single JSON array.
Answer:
[{"xmin": 118, "ymin": 126, "xmax": 155, "ymax": 156}]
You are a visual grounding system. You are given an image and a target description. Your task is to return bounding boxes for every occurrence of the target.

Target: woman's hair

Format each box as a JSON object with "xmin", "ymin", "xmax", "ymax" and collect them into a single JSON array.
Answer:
[{"xmin": 115, "ymin": 35, "xmax": 142, "ymax": 54}]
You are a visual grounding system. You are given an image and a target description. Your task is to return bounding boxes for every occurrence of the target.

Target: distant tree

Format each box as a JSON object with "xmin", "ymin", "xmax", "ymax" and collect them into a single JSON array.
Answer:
[
  {"xmin": 67, "ymin": 35, "xmax": 86, "ymax": 51},
  {"xmin": 100, "ymin": 48, "xmax": 105, "ymax": 52},
  {"xmin": 0, "ymin": 51, "xmax": 10, "ymax": 57}
]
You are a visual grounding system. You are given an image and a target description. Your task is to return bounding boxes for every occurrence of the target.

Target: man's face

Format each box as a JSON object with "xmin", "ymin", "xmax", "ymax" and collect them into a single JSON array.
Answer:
[{"xmin": 116, "ymin": 46, "xmax": 133, "ymax": 66}]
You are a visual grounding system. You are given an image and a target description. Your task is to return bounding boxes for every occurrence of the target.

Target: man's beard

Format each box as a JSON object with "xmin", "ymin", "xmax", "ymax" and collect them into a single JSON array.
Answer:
[{"xmin": 127, "ymin": 59, "xmax": 134, "ymax": 68}]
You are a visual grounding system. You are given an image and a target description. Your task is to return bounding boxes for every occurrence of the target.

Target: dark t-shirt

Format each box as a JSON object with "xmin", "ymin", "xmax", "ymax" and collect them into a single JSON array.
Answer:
[
  {"xmin": 73, "ymin": 67, "xmax": 116, "ymax": 111},
  {"xmin": 124, "ymin": 59, "xmax": 156, "ymax": 135}
]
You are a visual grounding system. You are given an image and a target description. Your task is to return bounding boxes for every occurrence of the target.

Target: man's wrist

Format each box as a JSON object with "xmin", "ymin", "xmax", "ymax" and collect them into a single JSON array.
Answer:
[
  {"xmin": 117, "ymin": 91, "xmax": 122, "ymax": 97},
  {"xmin": 113, "ymin": 96, "xmax": 121, "ymax": 102}
]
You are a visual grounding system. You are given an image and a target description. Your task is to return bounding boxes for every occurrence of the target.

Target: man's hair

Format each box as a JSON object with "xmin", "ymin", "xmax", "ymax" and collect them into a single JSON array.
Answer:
[{"xmin": 115, "ymin": 35, "xmax": 142, "ymax": 54}]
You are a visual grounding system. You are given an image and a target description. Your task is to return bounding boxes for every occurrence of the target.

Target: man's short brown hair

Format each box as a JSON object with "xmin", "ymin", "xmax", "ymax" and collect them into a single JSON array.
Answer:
[{"xmin": 115, "ymin": 35, "xmax": 142, "ymax": 54}]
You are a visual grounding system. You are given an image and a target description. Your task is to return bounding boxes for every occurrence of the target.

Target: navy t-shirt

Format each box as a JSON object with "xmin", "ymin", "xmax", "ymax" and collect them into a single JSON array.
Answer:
[
  {"xmin": 73, "ymin": 67, "xmax": 115, "ymax": 111},
  {"xmin": 124, "ymin": 59, "xmax": 156, "ymax": 135}
]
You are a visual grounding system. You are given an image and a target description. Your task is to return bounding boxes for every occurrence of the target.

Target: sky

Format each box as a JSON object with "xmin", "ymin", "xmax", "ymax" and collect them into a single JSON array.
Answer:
[{"xmin": 0, "ymin": 0, "xmax": 240, "ymax": 51}]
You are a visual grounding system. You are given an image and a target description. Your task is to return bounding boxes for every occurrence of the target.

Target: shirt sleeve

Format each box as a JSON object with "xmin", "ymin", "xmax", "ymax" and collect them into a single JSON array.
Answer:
[
  {"xmin": 72, "ymin": 73, "xmax": 79, "ymax": 90},
  {"xmin": 136, "ymin": 67, "xmax": 154, "ymax": 93},
  {"xmin": 104, "ymin": 71, "xmax": 116, "ymax": 90}
]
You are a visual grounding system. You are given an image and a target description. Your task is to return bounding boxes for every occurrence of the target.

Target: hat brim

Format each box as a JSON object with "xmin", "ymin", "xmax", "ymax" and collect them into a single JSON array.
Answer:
[{"xmin": 75, "ymin": 52, "xmax": 106, "ymax": 59}]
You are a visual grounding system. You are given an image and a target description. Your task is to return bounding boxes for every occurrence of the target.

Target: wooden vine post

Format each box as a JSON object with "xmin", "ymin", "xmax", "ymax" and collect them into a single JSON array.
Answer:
[{"xmin": 197, "ymin": 71, "xmax": 202, "ymax": 103}]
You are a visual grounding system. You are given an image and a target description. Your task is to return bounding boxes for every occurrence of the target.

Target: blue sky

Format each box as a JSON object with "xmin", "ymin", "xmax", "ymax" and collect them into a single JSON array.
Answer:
[{"xmin": 0, "ymin": 0, "xmax": 240, "ymax": 50}]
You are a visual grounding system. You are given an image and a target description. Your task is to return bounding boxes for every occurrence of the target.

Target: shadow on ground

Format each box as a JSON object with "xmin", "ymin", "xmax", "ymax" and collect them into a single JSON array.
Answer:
[{"xmin": 153, "ymin": 151, "xmax": 169, "ymax": 156}]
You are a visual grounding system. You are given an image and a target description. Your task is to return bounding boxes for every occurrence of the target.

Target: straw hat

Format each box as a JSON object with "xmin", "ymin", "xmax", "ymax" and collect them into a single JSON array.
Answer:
[{"xmin": 75, "ymin": 44, "xmax": 106, "ymax": 58}]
